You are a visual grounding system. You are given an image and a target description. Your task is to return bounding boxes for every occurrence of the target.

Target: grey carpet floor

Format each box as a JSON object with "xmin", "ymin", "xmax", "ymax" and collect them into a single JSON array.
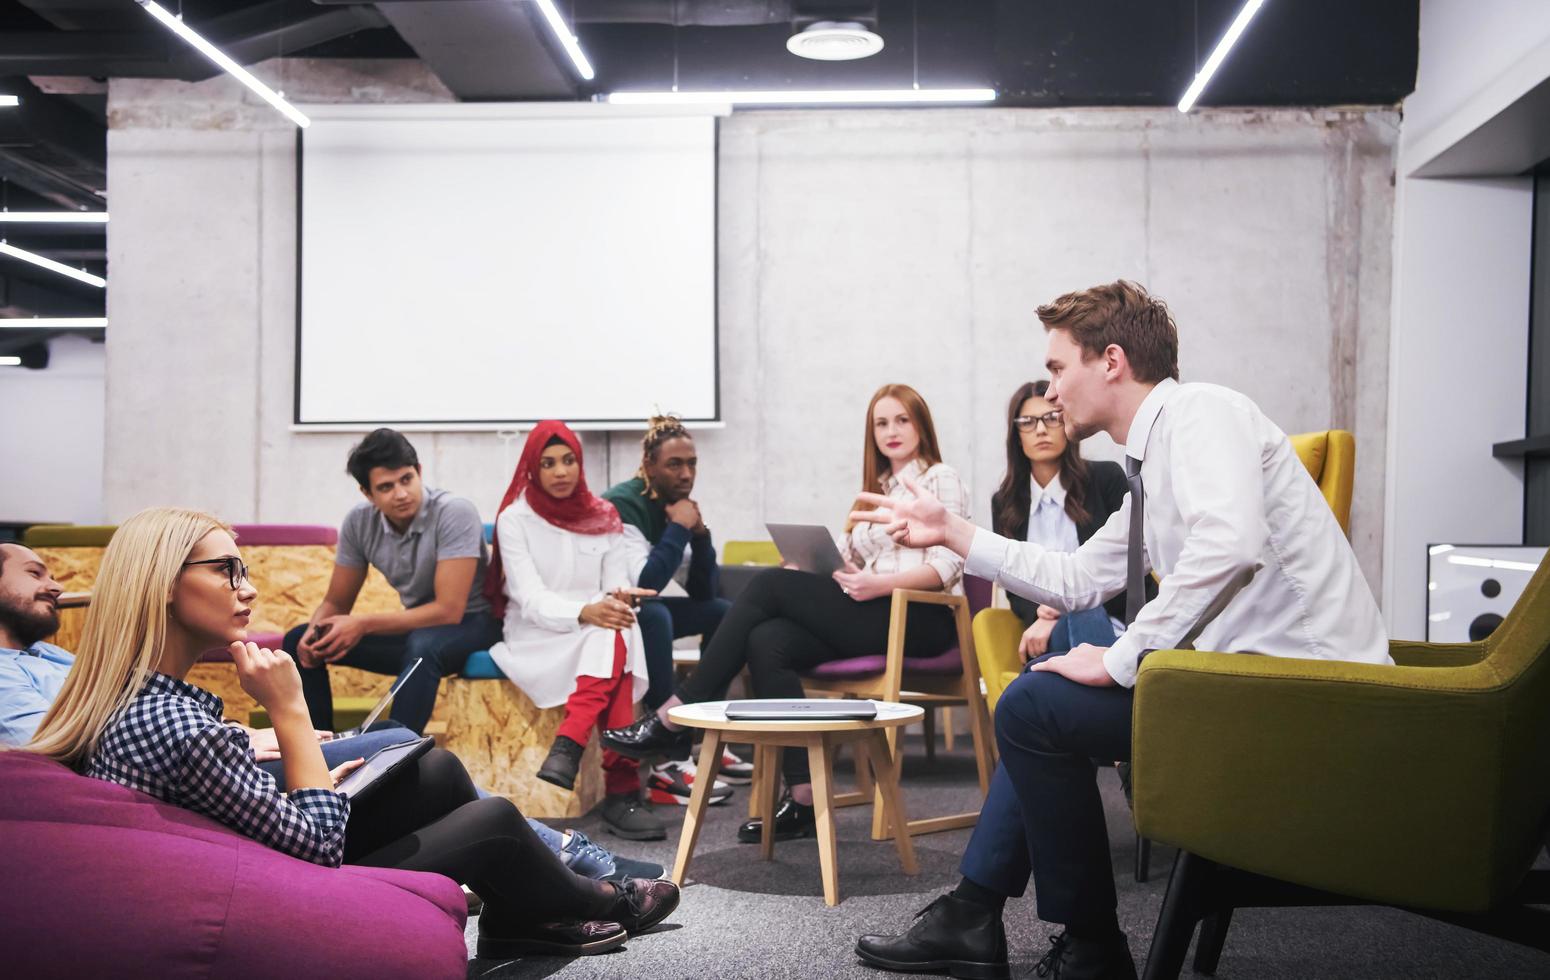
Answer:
[{"xmin": 464, "ymin": 736, "xmax": 1550, "ymax": 979}]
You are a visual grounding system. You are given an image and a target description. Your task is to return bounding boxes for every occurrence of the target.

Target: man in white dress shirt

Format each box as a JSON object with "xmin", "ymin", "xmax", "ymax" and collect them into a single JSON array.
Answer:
[{"xmin": 851, "ymin": 281, "xmax": 1389, "ymax": 980}]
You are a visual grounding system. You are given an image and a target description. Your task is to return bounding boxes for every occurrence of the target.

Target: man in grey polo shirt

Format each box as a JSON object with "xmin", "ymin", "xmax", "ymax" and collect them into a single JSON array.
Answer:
[{"xmin": 283, "ymin": 428, "xmax": 503, "ymax": 735}]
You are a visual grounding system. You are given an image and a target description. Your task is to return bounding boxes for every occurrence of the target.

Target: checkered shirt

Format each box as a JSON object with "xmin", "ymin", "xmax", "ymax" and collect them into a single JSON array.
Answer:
[
  {"xmin": 87, "ymin": 671, "xmax": 350, "ymax": 867},
  {"xmin": 843, "ymin": 458, "xmax": 971, "ymax": 595}
]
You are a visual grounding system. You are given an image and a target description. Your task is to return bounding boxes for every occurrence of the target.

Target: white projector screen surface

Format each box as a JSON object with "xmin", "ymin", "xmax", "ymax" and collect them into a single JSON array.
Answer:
[{"xmin": 298, "ymin": 105, "xmax": 718, "ymax": 427}]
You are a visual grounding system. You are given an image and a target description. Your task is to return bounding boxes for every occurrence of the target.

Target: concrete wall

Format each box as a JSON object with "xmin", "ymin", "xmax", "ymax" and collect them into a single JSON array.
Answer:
[
  {"xmin": 0, "ymin": 336, "xmax": 106, "ymax": 525},
  {"xmin": 104, "ymin": 62, "xmax": 1398, "ymax": 596}
]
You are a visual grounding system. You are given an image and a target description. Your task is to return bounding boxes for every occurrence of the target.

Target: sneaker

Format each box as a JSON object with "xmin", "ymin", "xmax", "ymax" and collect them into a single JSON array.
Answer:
[
  {"xmin": 605, "ymin": 854, "xmax": 668, "ymax": 882},
  {"xmin": 718, "ymin": 746, "xmax": 754, "ymax": 784},
  {"xmin": 602, "ymin": 792, "xmax": 668, "ymax": 841},
  {"xmin": 560, "ymin": 829, "xmax": 618, "ymax": 879},
  {"xmin": 648, "ymin": 758, "xmax": 733, "ymax": 806},
  {"xmin": 537, "ymin": 735, "xmax": 585, "ymax": 791}
]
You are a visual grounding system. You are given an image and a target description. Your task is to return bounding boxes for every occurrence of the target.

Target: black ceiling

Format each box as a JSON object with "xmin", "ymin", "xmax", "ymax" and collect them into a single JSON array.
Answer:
[{"xmin": 0, "ymin": 0, "xmax": 1418, "ymax": 355}]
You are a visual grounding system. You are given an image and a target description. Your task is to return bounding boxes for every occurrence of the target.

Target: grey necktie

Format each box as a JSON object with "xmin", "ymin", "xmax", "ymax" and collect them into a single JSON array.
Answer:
[{"xmin": 1124, "ymin": 455, "xmax": 1146, "ymax": 626}]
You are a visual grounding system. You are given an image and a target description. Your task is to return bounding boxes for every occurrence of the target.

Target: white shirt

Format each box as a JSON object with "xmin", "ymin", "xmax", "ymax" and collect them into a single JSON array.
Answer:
[
  {"xmin": 1027, "ymin": 473, "xmax": 1081, "ymax": 553},
  {"xmin": 846, "ymin": 458, "xmax": 970, "ymax": 595},
  {"xmin": 966, "ymin": 379, "xmax": 1390, "ymax": 687}
]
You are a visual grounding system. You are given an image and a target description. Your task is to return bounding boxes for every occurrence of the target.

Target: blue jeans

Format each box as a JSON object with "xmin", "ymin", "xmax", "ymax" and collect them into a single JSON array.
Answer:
[
  {"xmin": 969, "ymin": 655, "xmax": 1134, "ymax": 934},
  {"xmin": 1047, "ymin": 607, "xmax": 1119, "ymax": 654},
  {"xmin": 635, "ymin": 596, "xmax": 732, "ymax": 709},
  {"xmin": 283, "ymin": 611, "xmax": 503, "ymax": 735}
]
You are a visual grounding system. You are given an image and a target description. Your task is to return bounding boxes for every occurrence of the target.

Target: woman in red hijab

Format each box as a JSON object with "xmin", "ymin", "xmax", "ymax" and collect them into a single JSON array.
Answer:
[{"xmin": 484, "ymin": 421, "xmax": 663, "ymax": 841}]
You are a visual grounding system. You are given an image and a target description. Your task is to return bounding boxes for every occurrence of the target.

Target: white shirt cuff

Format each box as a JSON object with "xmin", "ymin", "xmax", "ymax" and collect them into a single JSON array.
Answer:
[
  {"xmin": 964, "ymin": 526, "xmax": 1010, "ymax": 582},
  {"xmin": 1103, "ymin": 635, "xmax": 1142, "ymax": 689}
]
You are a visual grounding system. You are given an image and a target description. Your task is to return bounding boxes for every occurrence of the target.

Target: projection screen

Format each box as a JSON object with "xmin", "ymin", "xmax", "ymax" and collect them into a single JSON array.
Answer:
[{"xmin": 297, "ymin": 104, "xmax": 718, "ymax": 428}]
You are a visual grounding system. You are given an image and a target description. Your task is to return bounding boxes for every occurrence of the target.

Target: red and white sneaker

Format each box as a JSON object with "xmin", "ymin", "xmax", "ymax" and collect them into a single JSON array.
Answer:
[
  {"xmin": 717, "ymin": 747, "xmax": 754, "ymax": 785},
  {"xmin": 647, "ymin": 758, "xmax": 733, "ymax": 806}
]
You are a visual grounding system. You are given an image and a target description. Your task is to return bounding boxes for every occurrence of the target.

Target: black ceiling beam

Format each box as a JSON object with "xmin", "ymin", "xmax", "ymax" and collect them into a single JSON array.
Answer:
[{"xmin": 0, "ymin": 2, "xmax": 387, "ymax": 80}]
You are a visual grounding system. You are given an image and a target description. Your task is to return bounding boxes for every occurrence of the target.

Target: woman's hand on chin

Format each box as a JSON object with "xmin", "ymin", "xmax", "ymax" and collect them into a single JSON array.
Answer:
[{"xmin": 229, "ymin": 640, "xmax": 308, "ymax": 716}]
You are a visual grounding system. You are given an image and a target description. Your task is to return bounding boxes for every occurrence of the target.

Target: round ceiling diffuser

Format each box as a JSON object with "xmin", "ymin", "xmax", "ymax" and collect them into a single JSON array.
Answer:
[{"xmin": 786, "ymin": 21, "xmax": 885, "ymax": 61}]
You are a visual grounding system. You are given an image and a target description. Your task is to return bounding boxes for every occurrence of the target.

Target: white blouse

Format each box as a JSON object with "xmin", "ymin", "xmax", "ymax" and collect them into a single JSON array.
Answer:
[{"xmin": 844, "ymin": 458, "xmax": 971, "ymax": 595}]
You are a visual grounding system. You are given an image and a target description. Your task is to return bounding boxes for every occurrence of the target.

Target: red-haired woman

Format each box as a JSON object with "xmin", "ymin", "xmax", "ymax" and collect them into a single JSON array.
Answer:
[
  {"xmin": 602, "ymin": 383, "xmax": 970, "ymax": 843},
  {"xmin": 485, "ymin": 421, "xmax": 663, "ymax": 841}
]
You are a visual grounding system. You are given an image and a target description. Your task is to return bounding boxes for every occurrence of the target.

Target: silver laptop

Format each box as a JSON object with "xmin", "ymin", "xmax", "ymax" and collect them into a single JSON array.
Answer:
[
  {"xmin": 765, "ymin": 523, "xmax": 846, "ymax": 576},
  {"xmin": 724, "ymin": 699, "xmax": 878, "ymax": 721},
  {"xmin": 333, "ymin": 658, "xmax": 423, "ymax": 739}
]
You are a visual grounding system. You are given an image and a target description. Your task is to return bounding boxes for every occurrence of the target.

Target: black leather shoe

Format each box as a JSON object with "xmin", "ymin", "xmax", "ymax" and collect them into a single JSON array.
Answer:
[
  {"xmin": 606, "ymin": 877, "xmax": 681, "ymax": 935},
  {"xmin": 475, "ymin": 918, "xmax": 627, "ymax": 958},
  {"xmin": 737, "ymin": 792, "xmax": 815, "ymax": 843},
  {"xmin": 1032, "ymin": 931, "xmax": 1137, "ymax": 980},
  {"xmin": 536, "ymin": 735, "xmax": 585, "ymax": 790},
  {"xmin": 600, "ymin": 714, "xmax": 692, "ymax": 761},
  {"xmin": 855, "ymin": 894, "xmax": 1010, "ymax": 979}
]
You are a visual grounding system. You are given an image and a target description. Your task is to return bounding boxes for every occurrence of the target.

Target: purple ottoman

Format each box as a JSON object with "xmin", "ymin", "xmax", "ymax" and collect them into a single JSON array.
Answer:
[{"xmin": 0, "ymin": 753, "xmax": 467, "ymax": 979}]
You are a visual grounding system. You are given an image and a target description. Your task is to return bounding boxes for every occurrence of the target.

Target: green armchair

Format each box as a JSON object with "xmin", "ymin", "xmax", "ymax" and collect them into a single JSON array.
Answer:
[{"xmin": 1132, "ymin": 550, "xmax": 1550, "ymax": 978}]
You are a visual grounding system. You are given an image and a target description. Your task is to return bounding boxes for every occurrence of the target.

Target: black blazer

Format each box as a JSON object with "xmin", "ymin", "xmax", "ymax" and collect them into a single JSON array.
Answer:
[{"xmin": 998, "ymin": 460, "xmax": 1157, "ymax": 627}]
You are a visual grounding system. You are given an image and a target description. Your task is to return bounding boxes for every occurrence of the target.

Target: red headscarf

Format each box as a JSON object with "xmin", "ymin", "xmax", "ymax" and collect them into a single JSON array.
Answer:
[{"xmin": 484, "ymin": 420, "xmax": 623, "ymax": 618}]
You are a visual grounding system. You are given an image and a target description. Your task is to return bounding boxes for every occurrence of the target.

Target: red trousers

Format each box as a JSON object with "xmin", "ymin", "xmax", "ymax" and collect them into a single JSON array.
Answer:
[{"xmin": 556, "ymin": 631, "xmax": 639, "ymax": 795}]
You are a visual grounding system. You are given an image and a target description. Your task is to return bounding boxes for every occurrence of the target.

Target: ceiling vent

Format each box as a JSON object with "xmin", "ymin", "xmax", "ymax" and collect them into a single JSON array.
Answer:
[{"xmin": 785, "ymin": 21, "xmax": 884, "ymax": 61}]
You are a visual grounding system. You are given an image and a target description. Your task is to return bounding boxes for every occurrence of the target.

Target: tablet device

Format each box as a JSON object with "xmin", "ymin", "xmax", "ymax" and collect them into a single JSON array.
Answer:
[
  {"xmin": 724, "ymin": 699, "xmax": 878, "ymax": 721},
  {"xmin": 765, "ymin": 523, "xmax": 846, "ymax": 576},
  {"xmin": 333, "ymin": 658, "xmax": 423, "ymax": 739},
  {"xmin": 333, "ymin": 736, "xmax": 434, "ymax": 799}
]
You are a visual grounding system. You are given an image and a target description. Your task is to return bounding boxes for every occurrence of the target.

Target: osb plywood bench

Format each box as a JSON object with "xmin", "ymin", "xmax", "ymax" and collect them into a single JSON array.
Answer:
[{"xmin": 33, "ymin": 523, "xmax": 602, "ymax": 819}]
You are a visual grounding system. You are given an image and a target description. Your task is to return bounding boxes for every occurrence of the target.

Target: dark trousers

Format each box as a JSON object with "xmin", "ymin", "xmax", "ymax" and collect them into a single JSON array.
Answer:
[
  {"xmin": 345, "ymin": 747, "xmax": 614, "ymax": 924},
  {"xmin": 283, "ymin": 611, "xmax": 502, "ymax": 735},
  {"xmin": 635, "ymin": 596, "xmax": 733, "ymax": 709},
  {"xmin": 678, "ymin": 568, "xmax": 955, "ymax": 786},
  {"xmin": 986, "ymin": 655, "xmax": 1134, "ymax": 935}
]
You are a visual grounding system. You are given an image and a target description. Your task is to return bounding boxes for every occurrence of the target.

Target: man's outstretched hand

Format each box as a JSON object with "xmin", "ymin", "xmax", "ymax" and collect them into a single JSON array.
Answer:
[{"xmin": 848, "ymin": 473, "xmax": 950, "ymax": 549}]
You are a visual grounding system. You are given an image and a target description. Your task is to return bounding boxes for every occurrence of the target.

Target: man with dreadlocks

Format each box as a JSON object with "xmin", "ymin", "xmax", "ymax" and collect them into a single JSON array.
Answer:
[{"xmin": 602, "ymin": 416, "xmax": 752, "ymax": 804}]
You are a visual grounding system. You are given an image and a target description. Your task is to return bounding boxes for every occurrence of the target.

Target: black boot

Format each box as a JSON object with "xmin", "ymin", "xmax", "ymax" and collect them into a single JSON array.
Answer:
[
  {"xmin": 600, "ymin": 713, "xmax": 692, "ymax": 760},
  {"xmin": 737, "ymin": 792, "xmax": 816, "ymax": 843},
  {"xmin": 1031, "ymin": 931, "xmax": 1138, "ymax": 980},
  {"xmin": 855, "ymin": 894, "xmax": 1010, "ymax": 979},
  {"xmin": 537, "ymin": 735, "xmax": 585, "ymax": 790}
]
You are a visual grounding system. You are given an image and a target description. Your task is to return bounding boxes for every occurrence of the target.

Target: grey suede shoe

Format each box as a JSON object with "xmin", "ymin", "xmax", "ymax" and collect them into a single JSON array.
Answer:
[{"xmin": 602, "ymin": 792, "xmax": 667, "ymax": 841}]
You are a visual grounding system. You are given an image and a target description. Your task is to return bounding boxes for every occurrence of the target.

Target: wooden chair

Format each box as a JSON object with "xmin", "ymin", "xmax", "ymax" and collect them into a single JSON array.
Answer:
[{"xmin": 799, "ymin": 575, "xmax": 997, "ymax": 841}]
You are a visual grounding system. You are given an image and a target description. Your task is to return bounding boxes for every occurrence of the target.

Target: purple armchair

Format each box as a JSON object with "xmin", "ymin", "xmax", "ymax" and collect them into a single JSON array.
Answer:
[{"xmin": 0, "ymin": 752, "xmax": 468, "ymax": 979}]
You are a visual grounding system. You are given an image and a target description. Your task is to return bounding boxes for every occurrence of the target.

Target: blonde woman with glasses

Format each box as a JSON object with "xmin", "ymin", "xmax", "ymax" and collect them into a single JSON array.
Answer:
[{"xmin": 20, "ymin": 507, "xmax": 678, "ymax": 958}]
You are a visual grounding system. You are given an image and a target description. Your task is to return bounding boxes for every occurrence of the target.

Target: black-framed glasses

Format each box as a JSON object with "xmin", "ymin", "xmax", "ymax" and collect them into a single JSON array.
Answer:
[
  {"xmin": 182, "ymin": 556, "xmax": 251, "ymax": 591},
  {"xmin": 1014, "ymin": 411, "xmax": 1064, "ymax": 432}
]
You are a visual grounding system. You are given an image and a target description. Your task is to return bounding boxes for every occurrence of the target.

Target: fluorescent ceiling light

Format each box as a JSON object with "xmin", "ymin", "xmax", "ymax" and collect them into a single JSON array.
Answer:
[
  {"xmin": 1177, "ymin": 0, "xmax": 1268, "ymax": 113},
  {"xmin": 606, "ymin": 88, "xmax": 996, "ymax": 106},
  {"xmin": 135, "ymin": 0, "xmax": 310, "ymax": 127},
  {"xmin": 0, "ymin": 242, "xmax": 107, "ymax": 288},
  {"xmin": 0, "ymin": 212, "xmax": 108, "ymax": 224},
  {"xmin": 0, "ymin": 95, "xmax": 18, "ymax": 107},
  {"xmin": 0, "ymin": 356, "xmax": 21, "ymax": 366},
  {"xmin": 532, "ymin": 0, "xmax": 595, "ymax": 81},
  {"xmin": 0, "ymin": 317, "xmax": 107, "ymax": 328}
]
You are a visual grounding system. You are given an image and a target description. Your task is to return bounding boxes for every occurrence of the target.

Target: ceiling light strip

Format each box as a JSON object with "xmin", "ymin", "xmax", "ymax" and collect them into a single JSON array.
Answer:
[
  {"xmin": 134, "ymin": 0, "xmax": 310, "ymax": 128},
  {"xmin": 0, "ymin": 317, "xmax": 107, "ymax": 328},
  {"xmin": 0, "ymin": 96, "xmax": 18, "ymax": 107},
  {"xmin": 533, "ymin": 0, "xmax": 596, "ymax": 81},
  {"xmin": 0, "ymin": 242, "xmax": 107, "ymax": 288},
  {"xmin": 1177, "ymin": 0, "xmax": 1268, "ymax": 112},
  {"xmin": 606, "ymin": 88, "xmax": 996, "ymax": 106},
  {"xmin": 0, "ymin": 212, "xmax": 109, "ymax": 224},
  {"xmin": 0, "ymin": 356, "xmax": 22, "ymax": 366}
]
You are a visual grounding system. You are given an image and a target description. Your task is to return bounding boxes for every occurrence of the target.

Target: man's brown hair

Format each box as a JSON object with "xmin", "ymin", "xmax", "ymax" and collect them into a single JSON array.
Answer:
[{"xmin": 1036, "ymin": 280, "xmax": 1180, "ymax": 383}]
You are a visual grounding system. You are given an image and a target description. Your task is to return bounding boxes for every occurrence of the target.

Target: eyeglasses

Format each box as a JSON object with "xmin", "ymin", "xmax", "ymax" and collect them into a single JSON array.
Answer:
[
  {"xmin": 1014, "ymin": 411, "xmax": 1064, "ymax": 432},
  {"xmin": 182, "ymin": 556, "xmax": 251, "ymax": 591}
]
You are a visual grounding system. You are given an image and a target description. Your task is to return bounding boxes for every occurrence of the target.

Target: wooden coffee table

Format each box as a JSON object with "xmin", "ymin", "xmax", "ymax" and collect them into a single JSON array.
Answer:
[{"xmin": 666, "ymin": 700, "xmax": 924, "ymax": 906}]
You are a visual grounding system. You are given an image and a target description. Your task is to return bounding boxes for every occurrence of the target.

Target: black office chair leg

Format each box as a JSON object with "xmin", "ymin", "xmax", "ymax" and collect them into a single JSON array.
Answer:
[
  {"xmin": 1142, "ymin": 851, "xmax": 1216, "ymax": 980},
  {"xmin": 1135, "ymin": 832, "xmax": 1152, "ymax": 882},
  {"xmin": 1192, "ymin": 908, "xmax": 1234, "ymax": 975}
]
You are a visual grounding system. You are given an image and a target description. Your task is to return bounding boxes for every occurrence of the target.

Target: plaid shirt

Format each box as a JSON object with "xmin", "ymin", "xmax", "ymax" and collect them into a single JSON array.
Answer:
[
  {"xmin": 87, "ymin": 671, "xmax": 349, "ymax": 867},
  {"xmin": 843, "ymin": 458, "xmax": 971, "ymax": 595}
]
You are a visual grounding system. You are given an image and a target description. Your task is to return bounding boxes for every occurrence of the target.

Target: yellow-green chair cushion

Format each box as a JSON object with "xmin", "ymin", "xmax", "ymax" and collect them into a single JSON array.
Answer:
[{"xmin": 723, "ymin": 540, "xmax": 782, "ymax": 566}]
